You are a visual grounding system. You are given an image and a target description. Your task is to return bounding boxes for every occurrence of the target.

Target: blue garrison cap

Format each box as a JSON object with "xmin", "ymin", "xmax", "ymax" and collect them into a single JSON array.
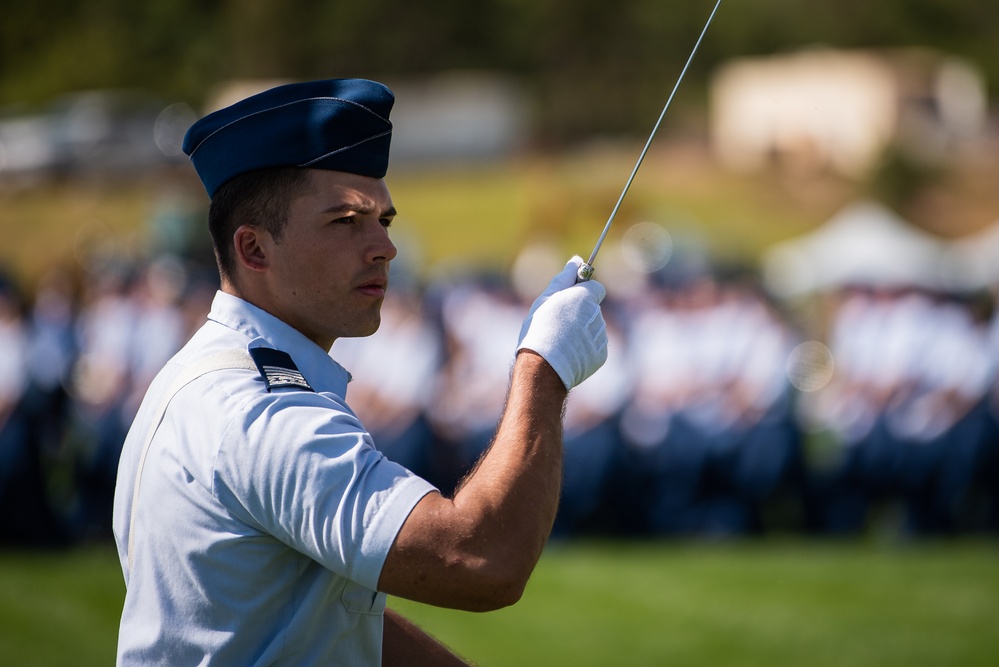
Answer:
[{"xmin": 183, "ymin": 78, "xmax": 394, "ymax": 197}]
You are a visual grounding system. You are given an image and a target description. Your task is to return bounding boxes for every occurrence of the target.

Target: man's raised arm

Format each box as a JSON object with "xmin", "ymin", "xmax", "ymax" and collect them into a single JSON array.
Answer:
[{"xmin": 378, "ymin": 257, "xmax": 607, "ymax": 611}]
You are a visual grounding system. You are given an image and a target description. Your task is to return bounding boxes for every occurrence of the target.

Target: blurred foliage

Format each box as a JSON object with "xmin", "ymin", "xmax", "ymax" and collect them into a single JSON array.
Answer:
[
  {"xmin": 866, "ymin": 145, "xmax": 945, "ymax": 213},
  {"xmin": 0, "ymin": 0, "xmax": 996, "ymax": 141}
]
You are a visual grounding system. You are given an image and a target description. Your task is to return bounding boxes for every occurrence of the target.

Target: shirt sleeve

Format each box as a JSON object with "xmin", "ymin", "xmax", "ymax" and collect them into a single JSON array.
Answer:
[{"xmin": 213, "ymin": 389, "xmax": 437, "ymax": 590}]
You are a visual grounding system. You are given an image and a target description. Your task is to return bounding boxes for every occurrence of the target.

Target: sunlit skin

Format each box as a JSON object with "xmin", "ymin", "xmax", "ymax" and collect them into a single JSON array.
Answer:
[{"xmin": 227, "ymin": 169, "xmax": 398, "ymax": 351}]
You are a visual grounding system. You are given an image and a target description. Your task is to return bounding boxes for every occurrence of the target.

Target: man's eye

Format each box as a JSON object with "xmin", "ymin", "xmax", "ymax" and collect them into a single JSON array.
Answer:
[
  {"xmin": 380, "ymin": 218, "xmax": 393, "ymax": 228},
  {"xmin": 332, "ymin": 216, "xmax": 354, "ymax": 225}
]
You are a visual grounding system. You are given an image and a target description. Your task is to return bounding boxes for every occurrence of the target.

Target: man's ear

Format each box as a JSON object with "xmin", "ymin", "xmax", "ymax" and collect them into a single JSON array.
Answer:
[{"xmin": 232, "ymin": 225, "xmax": 270, "ymax": 273}]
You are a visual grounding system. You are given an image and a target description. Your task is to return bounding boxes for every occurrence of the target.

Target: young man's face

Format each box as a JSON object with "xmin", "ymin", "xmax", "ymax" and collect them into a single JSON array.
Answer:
[{"xmin": 263, "ymin": 168, "xmax": 398, "ymax": 350}]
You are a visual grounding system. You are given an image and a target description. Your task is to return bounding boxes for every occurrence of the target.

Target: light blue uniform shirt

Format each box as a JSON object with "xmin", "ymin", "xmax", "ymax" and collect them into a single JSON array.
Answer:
[{"xmin": 113, "ymin": 291, "xmax": 436, "ymax": 666}]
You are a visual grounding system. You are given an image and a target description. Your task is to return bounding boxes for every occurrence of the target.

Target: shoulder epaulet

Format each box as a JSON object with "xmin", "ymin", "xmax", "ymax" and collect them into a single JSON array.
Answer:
[{"xmin": 248, "ymin": 347, "xmax": 314, "ymax": 392}]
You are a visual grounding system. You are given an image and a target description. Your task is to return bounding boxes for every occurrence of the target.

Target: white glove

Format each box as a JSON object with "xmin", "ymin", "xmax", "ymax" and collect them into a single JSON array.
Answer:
[{"xmin": 517, "ymin": 256, "xmax": 608, "ymax": 390}]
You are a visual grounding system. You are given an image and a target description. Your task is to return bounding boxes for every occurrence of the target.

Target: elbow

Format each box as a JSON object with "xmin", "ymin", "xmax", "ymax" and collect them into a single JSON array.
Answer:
[
  {"xmin": 478, "ymin": 561, "xmax": 531, "ymax": 611},
  {"xmin": 458, "ymin": 568, "xmax": 528, "ymax": 612},
  {"xmin": 467, "ymin": 592, "xmax": 523, "ymax": 613},
  {"xmin": 444, "ymin": 551, "xmax": 533, "ymax": 612}
]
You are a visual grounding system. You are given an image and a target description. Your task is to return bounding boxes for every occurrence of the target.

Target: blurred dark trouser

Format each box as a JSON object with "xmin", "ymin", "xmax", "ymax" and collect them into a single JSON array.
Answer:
[
  {"xmin": 0, "ymin": 386, "xmax": 71, "ymax": 547},
  {"xmin": 553, "ymin": 416, "xmax": 621, "ymax": 538},
  {"xmin": 370, "ymin": 414, "xmax": 436, "ymax": 488},
  {"xmin": 64, "ymin": 399, "xmax": 128, "ymax": 541},
  {"xmin": 806, "ymin": 417, "xmax": 901, "ymax": 535},
  {"xmin": 423, "ymin": 424, "xmax": 494, "ymax": 500},
  {"xmin": 806, "ymin": 400, "xmax": 995, "ymax": 537},
  {"xmin": 616, "ymin": 413, "xmax": 709, "ymax": 537},
  {"xmin": 726, "ymin": 407, "xmax": 807, "ymax": 534},
  {"xmin": 898, "ymin": 401, "xmax": 989, "ymax": 535},
  {"xmin": 974, "ymin": 401, "xmax": 999, "ymax": 533}
]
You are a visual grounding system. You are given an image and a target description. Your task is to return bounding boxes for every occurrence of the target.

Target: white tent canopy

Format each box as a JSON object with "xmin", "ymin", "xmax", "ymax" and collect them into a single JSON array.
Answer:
[
  {"xmin": 943, "ymin": 218, "xmax": 999, "ymax": 291},
  {"xmin": 762, "ymin": 200, "xmax": 949, "ymax": 298}
]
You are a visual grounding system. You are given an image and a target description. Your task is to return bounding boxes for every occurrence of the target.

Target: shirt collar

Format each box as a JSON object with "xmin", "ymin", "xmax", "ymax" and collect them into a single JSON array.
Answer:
[{"xmin": 207, "ymin": 291, "xmax": 351, "ymax": 394}]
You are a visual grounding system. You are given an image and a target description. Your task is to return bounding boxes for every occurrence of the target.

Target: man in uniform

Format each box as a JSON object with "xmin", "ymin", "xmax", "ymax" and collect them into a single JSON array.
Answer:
[{"xmin": 112, "ymin": 78, "xmax": 608, "ymax": 665}]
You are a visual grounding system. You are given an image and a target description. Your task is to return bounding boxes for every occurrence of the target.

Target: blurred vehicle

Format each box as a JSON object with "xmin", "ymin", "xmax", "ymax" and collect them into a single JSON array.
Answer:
[
  {"xmin": 48, "ymin": 90, "xmax": 183, "ymax": 177},
  {"xmin": 0, "ymin": 106, "xmax": 60, "ymax": 186},
  {"xmin": 0, "ymin": 91, "xmax": 194, "ymax": 187}
]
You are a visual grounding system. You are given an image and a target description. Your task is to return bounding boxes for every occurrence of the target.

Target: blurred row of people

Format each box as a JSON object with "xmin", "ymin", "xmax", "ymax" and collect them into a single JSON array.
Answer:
[
  {"xmin": 0, "ymin": 256, "xmax": 215, "ymax": 545},
  {"xmin": 2, "ymin": 250, "xmax": 998, "ymax": 547},
  {"xmin": 336, "ymin": 260, "xmax": 999, "ymax": 540},
  {"xmin": 802, "ymin": 285, "xmax": 999, "ymax": 535}
]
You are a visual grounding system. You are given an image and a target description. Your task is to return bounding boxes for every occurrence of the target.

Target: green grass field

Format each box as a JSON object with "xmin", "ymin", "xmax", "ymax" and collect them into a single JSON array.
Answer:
[{"xmin": 1, "ymin": 539, "xmax": 996, "ymax": 666}]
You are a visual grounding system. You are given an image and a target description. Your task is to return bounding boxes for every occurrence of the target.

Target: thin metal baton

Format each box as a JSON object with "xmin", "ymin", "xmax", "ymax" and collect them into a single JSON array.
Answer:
[{"xmin": 577, "ymin": 0, "xmax": 723, "ymax": 282}]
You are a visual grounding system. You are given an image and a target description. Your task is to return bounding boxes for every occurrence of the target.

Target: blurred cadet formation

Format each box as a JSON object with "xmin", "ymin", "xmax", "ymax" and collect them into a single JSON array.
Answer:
[{"xmin": 3, "ymin": 198, "xmax": 999, "ymax": 545}]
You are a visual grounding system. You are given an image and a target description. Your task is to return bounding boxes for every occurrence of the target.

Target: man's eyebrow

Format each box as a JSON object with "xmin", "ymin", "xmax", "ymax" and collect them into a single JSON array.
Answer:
[{"xmin": 322, "ymin": 202, "xmax": 397, "ymax": 218}]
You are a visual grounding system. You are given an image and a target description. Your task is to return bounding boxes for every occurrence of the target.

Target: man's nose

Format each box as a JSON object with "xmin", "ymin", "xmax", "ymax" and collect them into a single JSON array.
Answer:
[{"xmin": 369, "ymin": 224, "xmax": 397, "ymax": 263}]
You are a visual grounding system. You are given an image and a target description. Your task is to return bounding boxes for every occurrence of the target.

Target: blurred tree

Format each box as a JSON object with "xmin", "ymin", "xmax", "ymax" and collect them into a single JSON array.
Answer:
[
  {"xmin": 0, "ymin": 0, "xmax": 995, "ymax": 141},
  {"xmin": 0, "ymin": 0, "xmax": 223, "ymax": 105}
]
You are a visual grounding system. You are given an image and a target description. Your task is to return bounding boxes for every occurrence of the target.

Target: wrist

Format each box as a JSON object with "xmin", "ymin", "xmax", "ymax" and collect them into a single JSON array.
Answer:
[{"xmin": 514, "ymin": 349, "xmax": 569, "ymax": 399}]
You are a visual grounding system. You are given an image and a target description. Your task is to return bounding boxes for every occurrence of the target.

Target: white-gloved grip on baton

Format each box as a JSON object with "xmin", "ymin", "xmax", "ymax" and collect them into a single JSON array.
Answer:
[{"xmin": 517, "ymin": 256, "xmax": 608, "ymax": 390}]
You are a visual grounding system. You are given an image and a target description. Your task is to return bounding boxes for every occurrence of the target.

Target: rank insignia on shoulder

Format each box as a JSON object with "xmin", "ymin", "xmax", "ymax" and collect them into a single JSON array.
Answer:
[{"xmin": 249, "ymin": 347, "xmax": 314, "ymax": 392}]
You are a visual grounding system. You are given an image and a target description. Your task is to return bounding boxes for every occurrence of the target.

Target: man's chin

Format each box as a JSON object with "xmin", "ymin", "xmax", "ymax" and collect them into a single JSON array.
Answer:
[{"xmin": 343, "ymin": 317, "xmax": 382, "ymax": 339}]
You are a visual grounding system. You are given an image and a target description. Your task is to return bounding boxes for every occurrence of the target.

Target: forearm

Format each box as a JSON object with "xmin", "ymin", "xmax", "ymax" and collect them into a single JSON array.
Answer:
[
  {"xmin": 379, "ymin": 351, "xmax": 568, "ymax": 610},
  {"xmin": 382, "ymin": 608, "xmax": 470, "ymax": 666},
  {"xmin": 451, "ymin": 350, "xmax": 567, "ymax": 574},
  {"xmin": 378, "ymin": 257, "xmax": 605, "ymax": 611}
]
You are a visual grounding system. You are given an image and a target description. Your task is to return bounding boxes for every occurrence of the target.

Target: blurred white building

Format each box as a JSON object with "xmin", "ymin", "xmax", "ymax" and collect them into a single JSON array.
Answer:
[
  {"xmin": 710, "ymin": 48, "xmax": 988, "ymax": 176},
  {"xmin": 387, "ymin": 72, "xmax": 529, "ymax": 164},
  {"xmin": 205, "ymin": 72, "xmax": 529, "ymax": 166}
]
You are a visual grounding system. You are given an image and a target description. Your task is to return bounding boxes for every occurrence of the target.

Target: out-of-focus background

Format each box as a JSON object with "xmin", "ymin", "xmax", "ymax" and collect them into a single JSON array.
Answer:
[{"xmin": 1, "ymin": 1, "xmax": 999, "ymax": 665}]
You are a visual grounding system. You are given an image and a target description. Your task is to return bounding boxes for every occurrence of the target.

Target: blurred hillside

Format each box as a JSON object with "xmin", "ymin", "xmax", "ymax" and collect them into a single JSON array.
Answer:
[{"xmin": 2, "ymin": 135, "xmax": 998, "ymax": 295}]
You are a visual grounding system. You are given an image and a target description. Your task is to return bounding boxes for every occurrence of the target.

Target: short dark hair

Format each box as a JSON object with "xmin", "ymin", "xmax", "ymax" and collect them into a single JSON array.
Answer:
[{"xmin": 207, "ymin": 167, "xmax": 313, "ymax": 284}]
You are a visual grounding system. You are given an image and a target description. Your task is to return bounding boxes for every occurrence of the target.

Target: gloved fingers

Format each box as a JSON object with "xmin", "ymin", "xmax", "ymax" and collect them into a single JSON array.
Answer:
[
  {"xmin": 519, "ymin": 256, "xmax": 591, "ymax": 348},
  {"xmin": 585, "ymin": 307, "xmax": 608, "ymax": 350},
  {"xmin": 542, "ymin": 256, "xmax": 585, "ymax": 296},
  {"xmin": 516, "ymin": 273, "xmax": 609, "ymax": 389},
  {"xmin": 518, "ymin": 277, "xmax": 606, "ymax": 349},
  {"xmin": 575, "ymin": 275, "xmax": 606, "ymax": 305}
]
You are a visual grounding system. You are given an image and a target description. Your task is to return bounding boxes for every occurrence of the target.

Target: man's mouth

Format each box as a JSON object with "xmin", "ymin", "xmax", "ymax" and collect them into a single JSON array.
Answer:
[{"xmin": 357, "ymin": 278, "xmax": 387, "ymax": 297}]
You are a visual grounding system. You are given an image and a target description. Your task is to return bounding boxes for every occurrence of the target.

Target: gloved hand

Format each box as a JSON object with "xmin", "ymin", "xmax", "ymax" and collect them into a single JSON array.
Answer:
[{"xmin": 517, "ymin": 256, "xmax": 608, "ymax": 390}]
